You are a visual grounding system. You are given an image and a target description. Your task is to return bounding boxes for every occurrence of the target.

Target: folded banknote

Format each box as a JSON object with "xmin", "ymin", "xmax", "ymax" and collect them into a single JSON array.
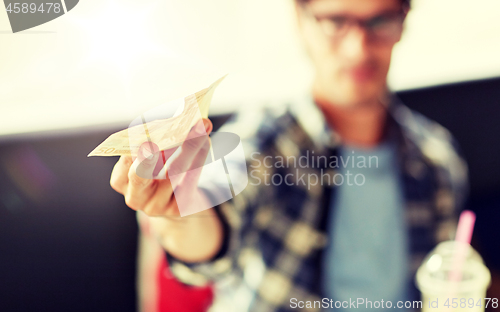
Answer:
[{"xmin": 88, "ymin": 76, "xmax": 225, "ymax": 157}]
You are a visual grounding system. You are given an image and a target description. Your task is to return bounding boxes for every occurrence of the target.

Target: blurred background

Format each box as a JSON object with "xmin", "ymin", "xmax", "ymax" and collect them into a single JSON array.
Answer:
[{"xmin": 1, "ymin": 0, "xmax": 500, "ymax": 311}]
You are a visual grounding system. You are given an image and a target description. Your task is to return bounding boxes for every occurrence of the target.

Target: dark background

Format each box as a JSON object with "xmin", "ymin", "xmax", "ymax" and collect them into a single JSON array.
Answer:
[{"xmin": 0, "ymin": 77, "xmax": 499, "ymax": 312}]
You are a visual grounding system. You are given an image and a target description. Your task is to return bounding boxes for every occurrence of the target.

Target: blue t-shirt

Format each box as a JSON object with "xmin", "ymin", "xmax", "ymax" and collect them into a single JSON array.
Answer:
[{"xmin": 322, "ymin": 141, "xmax": 409, "ymax": 311}]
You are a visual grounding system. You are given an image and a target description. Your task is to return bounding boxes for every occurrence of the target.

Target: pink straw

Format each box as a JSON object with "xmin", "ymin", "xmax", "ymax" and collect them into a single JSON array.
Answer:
[
  {"xmin": 455, "ymin": 210, "xmax": 476, "ymax": 245},
  {"xmin": 449, "ymin": 210, "xmax": 476, "ymax": 283}
]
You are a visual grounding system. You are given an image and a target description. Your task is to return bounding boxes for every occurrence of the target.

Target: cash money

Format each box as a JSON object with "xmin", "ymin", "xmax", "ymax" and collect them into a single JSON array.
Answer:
[{"xmin": 88, "ymin": 76, "xmax": 226, "ymax": 157}]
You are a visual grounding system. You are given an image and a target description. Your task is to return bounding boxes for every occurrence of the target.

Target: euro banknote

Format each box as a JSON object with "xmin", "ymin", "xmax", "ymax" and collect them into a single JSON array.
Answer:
[{"xmin": 88, "ymin": 76, "xmax": 225, "ymax": 157}]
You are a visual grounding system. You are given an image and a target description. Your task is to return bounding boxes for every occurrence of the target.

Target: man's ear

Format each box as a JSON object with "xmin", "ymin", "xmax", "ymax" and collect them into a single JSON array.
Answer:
[{"xmin": 403, "ymin": 3, "xmax": 411, "ymax": 15}]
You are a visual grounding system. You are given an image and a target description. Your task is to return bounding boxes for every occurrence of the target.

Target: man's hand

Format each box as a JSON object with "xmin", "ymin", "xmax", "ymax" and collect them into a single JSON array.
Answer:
[
  {"xmin": 109, "ymin": 118, "xmax": 224, "ymax": 263},
  {"xmin": 110, "ymin": 118, "xmax": 212, "ymax": 216}
]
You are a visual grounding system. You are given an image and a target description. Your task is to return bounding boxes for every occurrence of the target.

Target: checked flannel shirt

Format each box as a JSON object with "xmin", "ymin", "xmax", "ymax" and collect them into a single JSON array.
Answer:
[{"xmin": 166, "ymin": 93, "xmax": 468, "ymax": 312}]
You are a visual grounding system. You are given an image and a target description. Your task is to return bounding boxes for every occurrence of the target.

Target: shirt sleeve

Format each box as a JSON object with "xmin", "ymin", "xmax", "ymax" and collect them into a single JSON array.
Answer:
[{"xmin": 164, "ymin": 109, "xmax": 267, "ymax": 287}]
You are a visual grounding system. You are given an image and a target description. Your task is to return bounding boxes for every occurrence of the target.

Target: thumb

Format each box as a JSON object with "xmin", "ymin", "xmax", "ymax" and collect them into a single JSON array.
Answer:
[
  {"xmin": 202, "ymin": 118, "xmax": 213, "ymax": 135},
  {"xmin": 132, "ymin": 141, "xmax": 160, "ymax": 179}
]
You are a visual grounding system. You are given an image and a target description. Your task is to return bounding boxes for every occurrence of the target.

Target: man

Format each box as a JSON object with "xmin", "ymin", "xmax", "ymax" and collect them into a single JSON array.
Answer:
[{"xmin": 110, "ymin": 0, "xmax": 468, "ymax": 311}]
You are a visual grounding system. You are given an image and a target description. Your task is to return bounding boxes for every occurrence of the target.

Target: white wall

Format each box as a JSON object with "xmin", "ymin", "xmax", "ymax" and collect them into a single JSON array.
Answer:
[{"xmin": 1, "ymin": 0, "xmax": 499, "ymax": 136}]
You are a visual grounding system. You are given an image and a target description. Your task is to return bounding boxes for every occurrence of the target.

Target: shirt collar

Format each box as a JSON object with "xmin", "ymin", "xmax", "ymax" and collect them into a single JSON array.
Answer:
[
  {"xmin": 289, "ymin": 91, "xmax": 420, "ymax": 151},
  {"xmin": 288, "ymin": 93, "xmax": 340, "ymax": 149}
]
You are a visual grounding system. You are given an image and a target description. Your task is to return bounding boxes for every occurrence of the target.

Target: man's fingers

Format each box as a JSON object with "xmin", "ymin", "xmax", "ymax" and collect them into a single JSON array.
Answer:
[
  {"xmin": 133, "ymin": 142, "xmax": 160, "ymax": 180},
  {"xmin": 111, "ymin": 118, "xmax": 213, "ymax": 215},
  {"xmin": 184, "ymin": 118, "xmax": 213, "ymax": 141},
  {"xmin": 156, "ymin": 118, "xmax": 213, "ymax": 179},
  {"xmin": 153, "ymin": 148, "xmax": 177, "ymax": 179},
  {"xmin": 182, "ymin": 136, "xmax": 212, "ymax": 185},
  {"xmin": 110, "ymin": 155, "xmax": 133, "ymax": 194},
  {"xmin": 143, "ymin": 179, "xmax": 178, "ymax": 216},
  {"xmin": 166, "ymin": 119, "xmax": 212, "ymax": 176},
  {"xmin": 202, "ymin": 118, "xmax": 213, "ymax": 135},
  {"xmin": 125, "ymin": 142, "xmax": 160, "ymax": 210}
]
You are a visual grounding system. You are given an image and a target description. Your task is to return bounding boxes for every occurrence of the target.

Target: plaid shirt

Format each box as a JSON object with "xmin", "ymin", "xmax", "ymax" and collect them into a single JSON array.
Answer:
[{"xmin": 166, "ymin": 94, "xmax": 468, "ymax": 312}]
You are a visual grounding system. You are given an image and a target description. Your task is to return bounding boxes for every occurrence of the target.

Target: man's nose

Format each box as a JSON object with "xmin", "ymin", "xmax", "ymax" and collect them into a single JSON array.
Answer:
[{"xmin": 337, "ymin": 26, "xmax": 371, "ymax": 62}]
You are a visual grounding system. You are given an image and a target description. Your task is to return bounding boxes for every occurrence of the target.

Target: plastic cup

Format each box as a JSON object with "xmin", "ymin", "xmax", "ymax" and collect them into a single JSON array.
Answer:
[{"xmin": 416, "ymin": 241, "xmax": 491, "ymax": 312}]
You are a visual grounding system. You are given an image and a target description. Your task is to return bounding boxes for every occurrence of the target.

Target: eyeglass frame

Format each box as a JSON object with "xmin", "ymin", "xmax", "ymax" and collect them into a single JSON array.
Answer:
[{"xmin": 298, "ymin": 3, "xmax": 407, "ymax": 44}]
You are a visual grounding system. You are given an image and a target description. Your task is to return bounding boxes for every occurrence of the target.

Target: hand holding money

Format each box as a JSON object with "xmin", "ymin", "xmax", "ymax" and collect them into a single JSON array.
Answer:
[
  {"xmin": 109, "ymin": 118, "xmax": 213, "ymax": 217},
  {"xmin": 101, "ymin": 76, "xmax": 227, "ymax": 262},
  {"xmin": 110, "ymin": 118, "xmax": 224, "ymax": 263},
  {"xmin": 102, "ymin": 76, "xmax": 225, "ymax": 215}
]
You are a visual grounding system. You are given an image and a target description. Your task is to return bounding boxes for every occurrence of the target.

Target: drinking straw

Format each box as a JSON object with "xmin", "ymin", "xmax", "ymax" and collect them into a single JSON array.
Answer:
[{"xmin": 449, "ymin": 210, "xmax": 476, "ymax": 283}]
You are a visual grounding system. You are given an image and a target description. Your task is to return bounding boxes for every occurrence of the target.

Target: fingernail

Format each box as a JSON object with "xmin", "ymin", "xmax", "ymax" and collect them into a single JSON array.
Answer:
[
  {"xmin": 139, "ymin": 146, "xmax": 153, "ymax": 161},
  {"xmin": 195, "ymin": 122, "xmax": 206, "ymax": 135}
]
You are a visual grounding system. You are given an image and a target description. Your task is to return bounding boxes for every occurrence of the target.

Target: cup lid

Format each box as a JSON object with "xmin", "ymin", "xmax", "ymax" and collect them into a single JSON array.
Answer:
[{"xmin": 415, "ymin": 241, "xmax": 491, "ymax": 295}]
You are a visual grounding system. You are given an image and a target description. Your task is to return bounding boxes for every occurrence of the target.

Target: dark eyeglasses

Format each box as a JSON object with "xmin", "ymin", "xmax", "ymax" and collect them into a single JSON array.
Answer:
[{"xmin": 302, "ymin": 6, "xmax": 405, "ymax": 43}]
